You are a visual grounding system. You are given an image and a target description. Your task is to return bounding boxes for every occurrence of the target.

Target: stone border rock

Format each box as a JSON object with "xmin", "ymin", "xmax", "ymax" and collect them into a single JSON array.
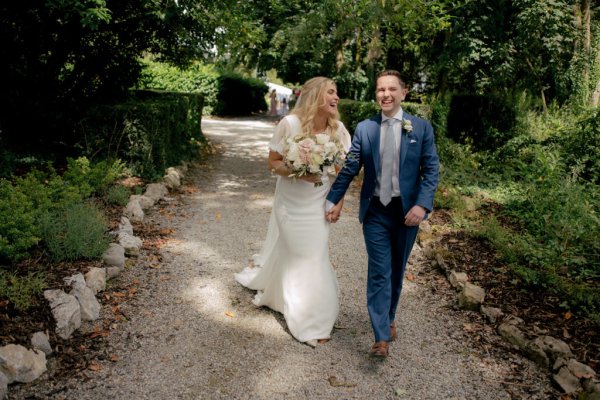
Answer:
[
  {"xmin": 419, "ymin": 223, "xmax": 599, "ymax": 398},
  {"xmin": 0, "ymin": 163, "xmax": 188, "ymax": 398}
]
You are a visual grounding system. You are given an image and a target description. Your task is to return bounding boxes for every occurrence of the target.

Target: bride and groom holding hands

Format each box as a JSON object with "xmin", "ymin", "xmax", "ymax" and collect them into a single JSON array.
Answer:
[{"xmin": 235, "ymin": 70, "xmax": 439, "ymax": 359}]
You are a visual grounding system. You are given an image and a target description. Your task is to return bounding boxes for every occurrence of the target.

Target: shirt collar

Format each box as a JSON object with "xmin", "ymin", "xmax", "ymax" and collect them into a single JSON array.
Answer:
[{"xmin": 381, "ymin": 108, "xmax": 404, "ymax": 124}]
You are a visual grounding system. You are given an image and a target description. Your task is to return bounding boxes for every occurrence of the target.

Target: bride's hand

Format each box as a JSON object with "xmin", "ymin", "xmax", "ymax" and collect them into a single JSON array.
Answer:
[{"xmin": 301, "ymin": 173, "xmax": 322, "ymax": 184}]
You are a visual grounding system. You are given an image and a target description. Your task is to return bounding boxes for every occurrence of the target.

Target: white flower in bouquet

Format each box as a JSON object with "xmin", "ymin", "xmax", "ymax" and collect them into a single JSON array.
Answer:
[
  {"xmin": 282, "ymin": 131, "xmax": 347, "ymax": 187},
  {"xmin": 315, "ymin": 133, "xmax": 330, "ymax": 145}
]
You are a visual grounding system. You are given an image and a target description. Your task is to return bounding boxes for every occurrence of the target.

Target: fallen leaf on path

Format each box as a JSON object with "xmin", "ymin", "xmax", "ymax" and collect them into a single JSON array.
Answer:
[
  {"xmin": 215, "ymin": 212, "xmax": 222, "ymax": 221},
  {"xmin": 225, "ymin": 311, "xmax": 235, "ymax": 318},
  {"xmin": 327, "ymin": 376, "xmax": 357, "ymax": 387},
  {"xmin": 160, "ymin": 275, "xmax": 171, "ymax": 281},
  {"xmin": 564, "ymin": 311, "xmax": 573, "ymax": 320},
  {"xmin": 563, "ymin": 327, "xmax": 571, "ymax": 339},
  {"xmin": 109, "ymin": 354, "xmax": 119, "ymax": 362},
  {"xmin": 87, "ymin": 362, "xmax": 102, "ymax": 371},
  {"xmin": 405, "ymin": 272, "xmax": 416, "ymax": 281},
  {"xmin": 89, "ymin": 326, "xmax": 109, "ymax": 339}
]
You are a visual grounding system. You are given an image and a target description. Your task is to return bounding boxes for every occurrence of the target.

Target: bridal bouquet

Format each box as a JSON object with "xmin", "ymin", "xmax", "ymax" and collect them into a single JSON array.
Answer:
[{"xmin": 283, "ymin": 133, "xmax": 347, "ymax": 187}]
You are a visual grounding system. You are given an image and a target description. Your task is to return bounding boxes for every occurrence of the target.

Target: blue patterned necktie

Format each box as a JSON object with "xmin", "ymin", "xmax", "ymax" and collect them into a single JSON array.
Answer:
[{"xmin": 380, "ymin": 119, "xmax": 396, "ymax": 206}]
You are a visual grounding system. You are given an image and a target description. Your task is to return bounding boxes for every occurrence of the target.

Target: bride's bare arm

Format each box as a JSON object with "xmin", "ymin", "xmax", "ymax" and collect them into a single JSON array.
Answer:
[{"xmin": 268, "ymin": 151, "xmax": 287, "ymax": 176}]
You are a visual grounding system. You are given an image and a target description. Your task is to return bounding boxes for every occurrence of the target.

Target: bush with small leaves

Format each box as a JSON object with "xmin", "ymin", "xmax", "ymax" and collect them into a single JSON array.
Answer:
[
  {"xmin": 0, "ymin": 180, "xmax": 40, "ymax": 262},
  {"xmin": 105, "ymin": 184, "xmax": 130, "ymax": 206},
  {"xmin": 41, "ymin": 202, "xmax": 110, "ymax": 261},
  {"xmin": 0, "ymin": 270, "xmax": 46, "ymax": 312}
]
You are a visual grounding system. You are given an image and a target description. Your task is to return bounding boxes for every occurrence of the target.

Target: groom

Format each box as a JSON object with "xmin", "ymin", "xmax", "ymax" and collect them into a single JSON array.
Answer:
[{"xmin": 326, "ymin": 70, "xmax": 439, "ymax": 359}]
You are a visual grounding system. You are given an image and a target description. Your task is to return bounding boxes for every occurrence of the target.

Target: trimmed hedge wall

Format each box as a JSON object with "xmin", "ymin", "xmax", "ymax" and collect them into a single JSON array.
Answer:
[
  {"xmin": 77, "ymin": 90, "xmax": 205, "ymax": 179},
  {"xmin": 213, "ymin": 72, "xmax": 268, "ymax": 116}
]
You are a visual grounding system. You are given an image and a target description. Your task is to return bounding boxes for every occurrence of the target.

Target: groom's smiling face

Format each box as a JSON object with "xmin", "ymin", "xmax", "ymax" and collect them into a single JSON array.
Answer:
[{"xmin": 376, "ymin": 75, "xmax": 407, "ymax": 117}]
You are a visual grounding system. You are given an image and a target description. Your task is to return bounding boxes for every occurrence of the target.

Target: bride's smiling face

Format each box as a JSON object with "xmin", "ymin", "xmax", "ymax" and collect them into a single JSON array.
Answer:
[{"xmin": 317, "ymin": 83, "xmax": 339, "ymax": 117}]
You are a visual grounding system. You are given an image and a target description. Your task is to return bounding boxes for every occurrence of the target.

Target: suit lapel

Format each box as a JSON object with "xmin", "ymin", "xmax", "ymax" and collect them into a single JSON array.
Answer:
[{"xmin": 399, "ymin": 112, "xmax": 413, "ymax": 169}]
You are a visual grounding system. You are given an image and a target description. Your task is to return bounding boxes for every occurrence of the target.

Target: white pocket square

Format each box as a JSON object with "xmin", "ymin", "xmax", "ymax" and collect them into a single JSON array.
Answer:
[{"xmin": 410, "ymin": 139, "xmax": 417, "ymax": 143}]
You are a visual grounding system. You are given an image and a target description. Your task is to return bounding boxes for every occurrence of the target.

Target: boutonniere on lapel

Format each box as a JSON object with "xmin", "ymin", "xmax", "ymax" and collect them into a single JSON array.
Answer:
[
  {"xmin": 402, "ymin": 119, "xmax": 416, "ymax": 143},
  {"xmin": 402, "ymin": 119, "xmax": 413, "ymax": 134}
]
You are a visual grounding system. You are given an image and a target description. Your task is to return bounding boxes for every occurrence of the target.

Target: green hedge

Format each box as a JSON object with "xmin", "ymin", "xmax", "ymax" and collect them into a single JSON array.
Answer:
[
  {"xmin": 139, "ymin": 61, "xmax": 219, "ymax": 115},
  {"xmin": 140, "ymin": 61, "xmax": 268, "ymax": 117},
  {"xmin": 78, "ymin": 91, "xmax": 205, "ymax": 180},
  {"xmin": 338, "ymin": 99, "xmax": 432, "ymax": 134},
  {"xmin": 213, "ymin": 72, "xmax": 268, "ymax": 116}
]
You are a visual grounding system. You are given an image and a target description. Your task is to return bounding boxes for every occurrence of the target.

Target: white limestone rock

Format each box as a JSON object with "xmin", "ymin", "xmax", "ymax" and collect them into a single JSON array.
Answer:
[
  {"xmin": 144, "ymin": 183, "xmax": 168, "ymax": 202},
  {"xmin": 124, "ymin": 198, "xmax": 144, "ymax": 222},
  {"xmin": 85, "ymin": 267, "xmax": 106, "ymax": 294},
  {"xmin": 0, "ymin": 371, "xmax": 7, "ymax": 399},
  {"xmin": 458, "ymin": 282, "xmax": 485, "ymax": 311},
  {"xmin": 130, "ymin": 194, "xmax": 154, "ymax": 210},
  {"xmin": 163, "ymin": 171, "xmax": 181, "ymax": 190},
  {"xmin": 44, "ymin": 289, "xmax": 81, "ymax": 339},
  {"xmin": 118, "ymin": 232, "xmax": 143, "ymax": 257},
  {"xmin": 102, "ymin": 243, "xmax": 125, "ymax": 268},
  {"xmin": 0, "ymin": 344, "xmax": 47, "ymax": 384},
  {"xmin": 31, "ymin": 332, "xmax": 52, "ymax": 356},
  {"xmin": 448, "ymin": 270, "xmax": 468, "ymax": 289},
  {"xmin": 117, "ymin": 216, "xmax": 134, "ymax": 236},
  {"xmin": 66, "ymin": 273, "xmax": 100, "ymax": 321}
]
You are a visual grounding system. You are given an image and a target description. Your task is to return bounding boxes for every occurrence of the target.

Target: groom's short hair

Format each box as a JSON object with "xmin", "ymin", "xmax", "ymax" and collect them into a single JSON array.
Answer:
[{"xmin": 377, "ymin": 70, "xmax": 406, "ymax": 88}]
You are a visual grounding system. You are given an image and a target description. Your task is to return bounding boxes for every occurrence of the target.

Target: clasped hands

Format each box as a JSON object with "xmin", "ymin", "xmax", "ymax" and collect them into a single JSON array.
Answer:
[{"xmin": 326, "ymin": 203, "xmax": 426, "ymax": 226}]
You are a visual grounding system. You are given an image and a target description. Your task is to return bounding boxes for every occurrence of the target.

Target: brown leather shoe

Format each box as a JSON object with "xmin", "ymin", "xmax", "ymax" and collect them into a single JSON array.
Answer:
[
  {"xmin": 389, "ymin": 321, "xmax": 397, "ymax": 342},
  {"xmin": 368, "ymin": 341, "xmax": 389, "ymax": 359}
]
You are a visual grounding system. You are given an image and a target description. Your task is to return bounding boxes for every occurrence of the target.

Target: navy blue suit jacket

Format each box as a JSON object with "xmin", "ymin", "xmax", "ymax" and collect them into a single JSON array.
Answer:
[{"xmin": 327, "ymin": 112, "xmax": 439, "ymax": 223}]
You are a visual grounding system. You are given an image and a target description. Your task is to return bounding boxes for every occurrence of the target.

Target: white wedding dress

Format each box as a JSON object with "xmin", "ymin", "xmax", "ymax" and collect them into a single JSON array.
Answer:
[{"xmin": 235, "ymin": 115, "xmax": 351, "ymax": 344}]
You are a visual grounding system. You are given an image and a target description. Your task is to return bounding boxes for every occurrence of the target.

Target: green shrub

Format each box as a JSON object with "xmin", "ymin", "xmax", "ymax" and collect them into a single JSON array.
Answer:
[
  {"xmin": 42, "ymin": 202, "xmax": 110, "ymax": 261},
  {"xmin": 446, "ymin": 94, "xmax": 517, "ymax": 151},
  {"xmin": 213, "ymin": 72, "xmax": 268, "ymax": 116},
  {"xmin": 0, "ymin": 270, "xmax": 46, "ymax": 312},
  {"xmin": 0, "ymin": 180, "xmax": 40, "ymax": 262},
  {"xmin": 78, "ymin": 91, "xmax": 204, "ymax": 179},
  {"xmin": 139, "ymin": 60, "xmax": 219, "ymax": 115},
  {"xmin": 560, "ymin": 108, "xmax": 600, "ymax": 184},
  {"xmin": 105, "ymin": 184, "xmax": 130, "ymax": 206},
  {"xmin": 63, "ymin": 157, "xmax": 126, "ymax": 198}
]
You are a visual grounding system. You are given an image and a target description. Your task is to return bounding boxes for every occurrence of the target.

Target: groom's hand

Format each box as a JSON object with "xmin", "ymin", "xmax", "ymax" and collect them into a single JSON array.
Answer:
[
  {"xmin": 404, "ymin": 205, "xmax": 426, "ymax": 226},
  {"xmin": 326, "ymin": 202, "xmax": 343, "ymax": 223}
]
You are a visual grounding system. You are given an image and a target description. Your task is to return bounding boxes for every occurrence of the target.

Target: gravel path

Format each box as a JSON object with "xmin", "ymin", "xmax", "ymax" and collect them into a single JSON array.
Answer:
[{"xmin": 22, "ymin": 117, "xmax": 556, "ymax": 399}]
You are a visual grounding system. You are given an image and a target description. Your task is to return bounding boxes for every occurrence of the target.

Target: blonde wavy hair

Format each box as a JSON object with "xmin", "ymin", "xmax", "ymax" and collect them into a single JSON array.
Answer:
[{"xmin": 291, "ymin": 77, "xmax": 340, "ymax": 139}]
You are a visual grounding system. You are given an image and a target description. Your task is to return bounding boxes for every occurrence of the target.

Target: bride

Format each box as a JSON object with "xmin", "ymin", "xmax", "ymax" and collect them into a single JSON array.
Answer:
[{"xmin": 235, "ymin": 77, "xmax": 351, "ymax": 347}]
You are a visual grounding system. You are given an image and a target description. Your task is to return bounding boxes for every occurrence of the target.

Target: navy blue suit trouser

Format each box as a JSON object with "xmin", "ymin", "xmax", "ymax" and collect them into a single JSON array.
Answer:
[{"xmin": 362, "ymin": 196, "xmax": 419, "ymax": 342}]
